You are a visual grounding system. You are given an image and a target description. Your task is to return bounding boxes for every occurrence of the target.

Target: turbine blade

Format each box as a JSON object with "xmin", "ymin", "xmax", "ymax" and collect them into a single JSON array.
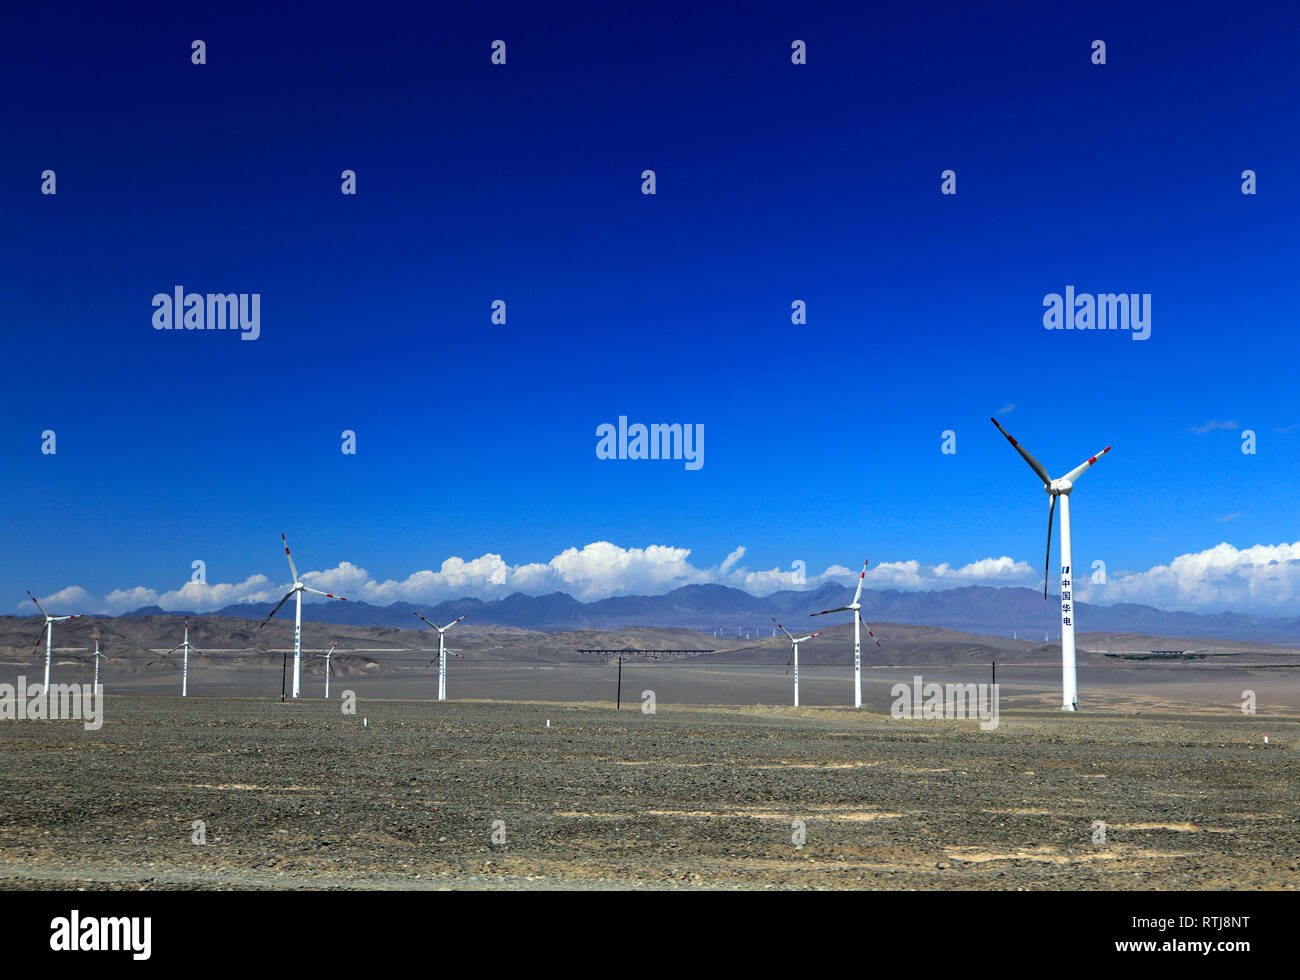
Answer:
[
  {"xmin": 811, "ymin": 606, "xmax": 852, "ymax": 616},
  {"xmin": 1061, "ymin": 445, "xmax": 1112, "ymax": 485},
  {"xmin": 303, "ymin": 586, "xmax": 347, "ymax": 600},
  {"xmin": 282, "ymin": 533, "xmax": 299, "ymax": 583},
  {"xmin": 30, "ymin": 630, "xmax": 45, "ymax": 658},
  {"xmin": 255, "ymin": 591, "xmax": 295, "ymax": 630},
  {"xmin": 770, "ymin": 617, "xmax": 795, "ymax": 642},
  {"xmin": 1045, "ymin": 494, "xmax": 1057, "ymax": 600},
  {"xmin": 852, "ymin": 559, "xmax": 868, "ymax": 605},
  {"xmin": 26, "ymin": 590, "xmax": 47, "ymax": 617},
  {"xmin": 990, "ymin": 418, "xmax": 1052, "ymax": 485},
  {"xmin": 440, "ymin": 614, "xmax": 467, "ymax": 632},
  {"xmin": 857, "ymin": 612, "xmax": 881, "ymax": 647},
  {"xmin": 412, "ymin": 612, "xmax": 438, "ymax": 630}
]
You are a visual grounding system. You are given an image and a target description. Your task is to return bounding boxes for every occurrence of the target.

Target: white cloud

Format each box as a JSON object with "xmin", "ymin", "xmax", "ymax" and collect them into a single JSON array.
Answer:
[
  {"xmin": 864, "ymin": 556, "xmax": 1035, "ymax": 589},
  {"xmin": 102, "ymin": 586, "xmax": 160, "ymax": 614},
  {"xmin": 157, "ymin": 574, "xmax": 280, "ymax": 610},
  {"xmin": 24, "ymin": 540, "xmax": 1300, "ymax": 618},
  {"xmin": 1074, "ymin": 541, "xmax": 1300, "ymax": 615},
  {"xmin": 22, "ymin": 585, "xmax": 95, "ymax": 614},
  {"xmin": 718, "ymin": 546, "xmax": 746, "ymax": 575}
]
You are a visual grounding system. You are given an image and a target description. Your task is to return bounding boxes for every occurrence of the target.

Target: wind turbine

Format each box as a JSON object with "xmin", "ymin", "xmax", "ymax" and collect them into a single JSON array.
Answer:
[
  {"xmin": 256, "ymin": 534, "xmax": 349, "ymax": 699},
  {"xmin": 85, "ymin": 626, "xmax": 111, "ymax": 686},
  {"xmin": 312, "ymin": 642, "xmax": 338, "ymax": 699},
  {"xmin": 772, "ymin": 618, "xmax": 821, "ymax": 707},
  {"xmin": 412, "ymin": 612, "xmax": 467, "ymax": 701},
  {"xmin": 161, "ymin": 617, "xmax": 202, "ymax": 697},
  {"xmin": 26, "ymin": 591, "xmax": 83, "ymax": 690},
  {"xmin": 991, "ymin": 417, "xmax": 1111, "ymax": 711},
  {"xmin": 89, "ymin": 628, "xmax": 110, "ymax": 691},
  {"xmin": 810, "ymin": 560, "xmax": 880, "ymax": 708}
]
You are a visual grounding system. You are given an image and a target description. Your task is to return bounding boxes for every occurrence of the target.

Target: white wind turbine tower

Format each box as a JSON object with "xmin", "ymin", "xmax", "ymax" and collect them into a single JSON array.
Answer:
[
  {"xmin": 412, "ymin": 612, "xmax": 467, "ymax": 701},
  {"xmin": 256, "ymin": 534, "xmax": 349, "ymax": 699},
  {"xmin": 315, "ymin": 642, "xmax": 338, "ymax": 699},
  {"xmin": 810, "ymin": 560, "xmax": 880, "ymax": 708},
  {"xmin": 90, "ymin": 628, "xmax": 110, "ymax": 691},
  {"xmin": 772, "ymin": 618, "xmax": 821, "ymax": 707},
  {"xmin": 991, "ymin": 417, "xmax": 1111, "ymax": 711},
  {"xmin": 162, "ymin": 617, "xmax": 202, "ymax": 697},
  {"xmin": 26, "ymin": 590, "xmax": 83, "ymax": 691}
]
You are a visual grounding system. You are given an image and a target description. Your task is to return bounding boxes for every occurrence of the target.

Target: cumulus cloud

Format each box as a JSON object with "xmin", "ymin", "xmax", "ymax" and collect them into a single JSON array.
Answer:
[
  {"xmin": 157, "ymin": 574, "xmax": 280, "ymax": 610},
  {"xmin": 23, "ymin": 540, "xmax": 1300, "ymax": 617},
  {"xmin": 24, "ymin": 585, "xmax": 94, "ymax": 613},
  {"xmin": 102, "ymin": 586, "xmax": 160, "ymax": 614},
  {"xmin": 865, "ymin": 556, "xmax": 1035, "ymax": 589},
  {"xmin": 1073, "ymin": 540, "xmax": 1300, "ymax": 615}
]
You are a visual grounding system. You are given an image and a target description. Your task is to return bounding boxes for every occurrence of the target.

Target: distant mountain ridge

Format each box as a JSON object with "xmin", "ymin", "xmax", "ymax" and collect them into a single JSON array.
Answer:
[{"xmin": 122, "ymin": 584, "xmax": 1300, "ymax": 644}]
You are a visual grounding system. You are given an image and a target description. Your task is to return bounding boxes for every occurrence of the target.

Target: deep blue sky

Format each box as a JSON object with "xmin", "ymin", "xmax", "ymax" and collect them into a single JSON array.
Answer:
[{"xmin": 3, "ymin": 1, "xmax": 1297, "ymax": 614}]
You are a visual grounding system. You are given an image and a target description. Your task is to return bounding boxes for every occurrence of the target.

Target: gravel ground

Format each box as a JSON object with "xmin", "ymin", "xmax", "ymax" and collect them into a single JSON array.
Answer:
[{"xmin": 0, "ymin": 696, "xmax": 1296, "ymax": 890}]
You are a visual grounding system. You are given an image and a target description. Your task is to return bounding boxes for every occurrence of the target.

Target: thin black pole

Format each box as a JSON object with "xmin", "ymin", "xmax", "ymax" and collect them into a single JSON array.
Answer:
[
  {"xmin": 281, "ymin": 651, "xmax": 288, "ymax": 702},
  {"xmin": 992, "ymin": 659, "xmax": 996, "ymax": 687},
  {"xmin": 616, "ymin": 657, "xmax": 622, "ymax": 710}
]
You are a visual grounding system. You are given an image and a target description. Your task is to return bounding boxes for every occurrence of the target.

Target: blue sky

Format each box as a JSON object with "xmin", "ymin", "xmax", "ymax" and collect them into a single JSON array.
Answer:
[{"xmin": 4, "ymin": 1, "xmax": 1298, "ymax": 616}]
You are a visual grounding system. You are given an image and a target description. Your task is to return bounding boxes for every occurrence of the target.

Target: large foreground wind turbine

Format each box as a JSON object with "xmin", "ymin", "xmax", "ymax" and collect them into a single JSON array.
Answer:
[
  {"xmin": 810, "ymin": 560, "xmax": 880, "ymax": 709},
  {"xmin": 772, "ymin": 618, "xmax": 821, "ymax": 707},
  {"xmin": 991, "ymin": 417, "xmax": 1111, "ymax": 711},
  {"xmin": 413, "ymin": 612, "xmax": 467, "ymax": 701},
  {"xmin": 26, "ymin": 591, "xmax": 83, "ymax": 690},
  {"xmin": 257, "ymin": 534, "xmax": 349, "ymax": 699}
]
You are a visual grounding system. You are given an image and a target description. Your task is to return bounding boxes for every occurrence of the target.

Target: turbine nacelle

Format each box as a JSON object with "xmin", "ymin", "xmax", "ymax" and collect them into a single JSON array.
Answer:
[{"xmin": 1047, "ymin": 478, "xmax": 1074, "ymax": 496}]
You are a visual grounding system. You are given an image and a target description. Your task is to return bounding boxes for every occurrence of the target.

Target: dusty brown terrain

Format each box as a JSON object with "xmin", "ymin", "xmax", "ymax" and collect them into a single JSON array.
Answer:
[{"xmin": 0, "ymin": 694, "xmax": 1296, "ymax": 890}]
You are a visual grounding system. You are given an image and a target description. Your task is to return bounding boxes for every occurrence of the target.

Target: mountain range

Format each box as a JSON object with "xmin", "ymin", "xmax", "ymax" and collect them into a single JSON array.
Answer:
[{"xmin": 117, "ymin": 584, "xmax": 1300, "ymax": 644}]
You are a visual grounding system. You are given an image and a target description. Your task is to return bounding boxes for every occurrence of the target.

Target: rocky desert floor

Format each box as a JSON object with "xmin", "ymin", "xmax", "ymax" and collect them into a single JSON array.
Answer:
[{"xmin": 0, "ymin": 694, "xmax": 1296, "ymax": 890}]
